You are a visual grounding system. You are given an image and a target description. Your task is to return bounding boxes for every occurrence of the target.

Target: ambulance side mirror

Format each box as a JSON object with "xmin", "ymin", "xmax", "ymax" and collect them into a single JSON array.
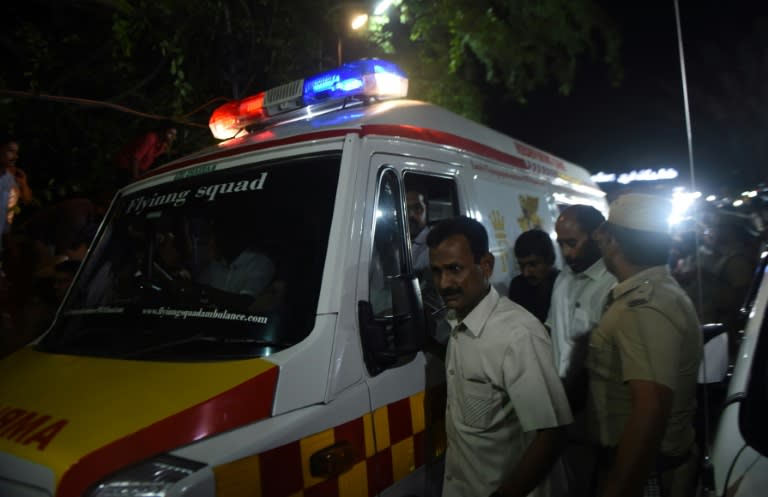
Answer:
[{"xmin": 358, "ymin": 274, "xmax": 426, "ymax": 376}]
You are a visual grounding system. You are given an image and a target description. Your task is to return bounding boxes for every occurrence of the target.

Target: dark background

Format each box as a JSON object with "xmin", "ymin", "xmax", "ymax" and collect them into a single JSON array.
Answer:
[{"xmin": 491, "ymin": 2, "xmax": 768, "ymax": 198}]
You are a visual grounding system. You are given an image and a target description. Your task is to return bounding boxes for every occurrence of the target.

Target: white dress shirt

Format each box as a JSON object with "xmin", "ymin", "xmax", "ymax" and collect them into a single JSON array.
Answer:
[
  {"xmin": 546, "ymin": 259, "xmax": 616, "ymax": 378},
  {"xmin": 443, "ymin": 286, "xmax": 572, "ymax": 497},
  {"xmin": 200, "ymin": 250, "xmax": 275, "ymax": 297}
]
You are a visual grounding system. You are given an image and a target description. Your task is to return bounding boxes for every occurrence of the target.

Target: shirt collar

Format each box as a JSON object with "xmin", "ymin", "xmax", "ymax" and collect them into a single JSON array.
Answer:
[
  {"xmin": 446, "ymin": 285, "xmax": 500, "ymax": 337},
  {"xmin": 611, "ymin": 265, "xmax": 669, "ymax": 300}
]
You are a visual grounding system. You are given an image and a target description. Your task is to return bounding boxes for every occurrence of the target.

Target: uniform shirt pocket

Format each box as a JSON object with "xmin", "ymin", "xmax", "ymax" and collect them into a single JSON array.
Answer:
[{"xmin": 460, "ymin": 379, "xmax": 499, "ymax": 429}]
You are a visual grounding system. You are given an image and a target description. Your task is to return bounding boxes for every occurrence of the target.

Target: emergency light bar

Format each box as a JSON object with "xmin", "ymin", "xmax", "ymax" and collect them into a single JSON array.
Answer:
[{"xmin": 209, "ymin": 59, "xmax": 408, "ymax": 140}]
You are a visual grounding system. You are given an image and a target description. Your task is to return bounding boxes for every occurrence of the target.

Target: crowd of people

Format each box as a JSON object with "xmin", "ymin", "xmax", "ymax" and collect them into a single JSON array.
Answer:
[{"xmin": 425, "ymin": 192, "xmax": 762, "ymax": 497}]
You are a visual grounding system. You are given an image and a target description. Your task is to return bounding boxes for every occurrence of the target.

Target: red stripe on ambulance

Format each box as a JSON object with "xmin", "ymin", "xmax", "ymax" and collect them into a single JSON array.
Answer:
[{"xmin": 360, "ymin": 124, "xmax": 531, "ymax": 172}]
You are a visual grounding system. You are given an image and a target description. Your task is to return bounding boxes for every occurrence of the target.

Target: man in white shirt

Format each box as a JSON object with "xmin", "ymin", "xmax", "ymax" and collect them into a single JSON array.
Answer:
[
  {"xmin": 546, "ymin": 204, "xmax": 616, "ymax": 495},
  {"xmin": 548, "ymin": 205, "xmax": 616, "ymax": 387},
  {"xmin": 198, "ymin": 222, "xmax": 275, "ymax": 311},
  {"xmin": 428, "ymin": 216, "xmax": 572, "ymax": 497}
]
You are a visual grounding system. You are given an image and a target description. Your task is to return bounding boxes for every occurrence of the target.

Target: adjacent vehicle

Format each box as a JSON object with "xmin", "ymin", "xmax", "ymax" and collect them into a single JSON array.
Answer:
[
  {"xmin": 711, "ymin": 245, "xmax": 768, "ymax": 497},
  {"xmin": 0, "ymin": 59, "xmax": 607, "ymax": 497}
]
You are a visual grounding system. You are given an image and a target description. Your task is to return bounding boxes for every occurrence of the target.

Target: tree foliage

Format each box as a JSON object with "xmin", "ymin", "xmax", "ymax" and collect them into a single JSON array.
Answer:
[
  {"xmin": 1, "ymin": 0, "xmax": 620, "ymax": 204},
  {"xmin": 2, "ymin": 0, "xmax": 337, "ymax": 200},
  {"xmin": 370, "ymin": 0, "xmax": 621, "ymax": 119}
]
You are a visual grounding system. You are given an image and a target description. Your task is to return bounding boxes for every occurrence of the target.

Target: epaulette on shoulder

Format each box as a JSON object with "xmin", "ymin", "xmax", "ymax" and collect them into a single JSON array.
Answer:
[{"xmin": 626, "ymin": 279, "xmax": 654, "ymax": 307}]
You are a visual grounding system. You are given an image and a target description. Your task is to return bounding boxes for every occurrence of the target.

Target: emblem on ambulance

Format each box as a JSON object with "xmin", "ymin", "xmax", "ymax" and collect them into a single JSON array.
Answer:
[
  {"xmin": 490, "ymin": 210, "xmax": 510, "ymax": 273},
  {"xmin": 517, "ymin": 195, "xmax": 543, "ymax": 231}
]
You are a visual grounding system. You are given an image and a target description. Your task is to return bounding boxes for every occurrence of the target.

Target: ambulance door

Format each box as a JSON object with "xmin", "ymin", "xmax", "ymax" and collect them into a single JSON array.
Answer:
[{"xmin": 358, "ymin": 154, "xmax": 459, "ymax": 496}]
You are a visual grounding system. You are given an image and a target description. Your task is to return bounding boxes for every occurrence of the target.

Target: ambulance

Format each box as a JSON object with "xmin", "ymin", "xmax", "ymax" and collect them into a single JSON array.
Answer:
[{"xmin": 0, "ymin": 59, "xmax": 606, "ymax": 497}]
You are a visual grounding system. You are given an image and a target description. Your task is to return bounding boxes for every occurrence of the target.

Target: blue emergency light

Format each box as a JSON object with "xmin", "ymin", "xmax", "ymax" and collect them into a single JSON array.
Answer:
[{"xmin": 209, "ymin": 59, "xmax": 409, "ymax": 140}]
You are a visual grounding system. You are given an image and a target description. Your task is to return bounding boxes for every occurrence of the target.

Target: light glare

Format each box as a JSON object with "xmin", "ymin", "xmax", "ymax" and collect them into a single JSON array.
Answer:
[
  {"xmin": 374, "ymin": 0, "xmax": 394, "ymax": 15},
  {"xmin": 350, "ymin": 14, "xmax": 368, "ymax": 30},
  {"xmin": 668, "ymin": 190, "xmax": 698, "ymax": 226}
]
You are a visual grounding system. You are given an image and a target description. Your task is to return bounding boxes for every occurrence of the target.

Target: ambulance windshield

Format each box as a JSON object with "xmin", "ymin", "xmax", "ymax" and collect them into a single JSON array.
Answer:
[{"xmin": 41, "ymin": 154, "xmax": 340, "ymax": 360}]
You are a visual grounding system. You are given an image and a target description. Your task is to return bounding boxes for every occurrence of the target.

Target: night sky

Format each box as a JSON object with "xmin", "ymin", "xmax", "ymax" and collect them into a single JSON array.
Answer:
[{"xmin": 491, "ymin": 2, "xmax": 768, "ymax": 198}]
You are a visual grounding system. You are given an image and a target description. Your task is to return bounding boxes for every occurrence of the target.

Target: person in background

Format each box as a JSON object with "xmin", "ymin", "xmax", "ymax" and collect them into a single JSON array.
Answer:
[
  {"xmin": 115, "ymin": 123, "xmax": 177, "ymax": 185},
  {"xmin": 706, "ymin": 213, "xmax": 759, "ymax": 329},
  {"xmin": 588, "ymin": 193, "xmax": 701, "ymax": 497},
  {"xmin": 508, "ymin": 229, "xmax": 559, "ymax": 323},
  {"xmin": 407, "ymin": 190, "xmax": 431, "ymax": 274},
  {"xmin": 546, "ymin": 204, "xmax": 616, "ymax": 497},
  {"xmin": 427, "ymin": 216, "xmax": 571, "ymax": 497},
  {"xmin": 0, "ymin": 138, "xmax": 35, "ymax": 215},
  {"xmin": 0, "ymin": 137, "xmax": 20, "ymax": 267}
]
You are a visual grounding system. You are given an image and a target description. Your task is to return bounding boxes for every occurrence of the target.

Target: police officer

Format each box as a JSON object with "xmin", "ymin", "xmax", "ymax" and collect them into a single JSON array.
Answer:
[{"xmin": 587, "ymin": 193, "xmax": 702, "ymax": 497}]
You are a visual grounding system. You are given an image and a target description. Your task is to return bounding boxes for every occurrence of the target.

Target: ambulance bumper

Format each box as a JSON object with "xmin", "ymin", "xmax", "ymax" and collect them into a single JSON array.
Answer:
[{"xmin": 0, "ymin": 452, "xmax": 54, "ymax": 497}]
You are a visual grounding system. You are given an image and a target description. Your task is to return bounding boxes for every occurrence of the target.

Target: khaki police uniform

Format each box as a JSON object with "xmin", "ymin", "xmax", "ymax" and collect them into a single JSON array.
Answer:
[
  {"xmin": 586, "ymin": 265, "xmax": 702, "ymax": 497},
  {"xmin": 585, "ymin": 191, "xmax": 703, "ymax": 497}
]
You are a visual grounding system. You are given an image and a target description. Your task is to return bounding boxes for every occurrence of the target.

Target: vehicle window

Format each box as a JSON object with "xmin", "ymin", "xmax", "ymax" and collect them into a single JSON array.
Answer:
[
  {"xmin": 403, "ymin": 173, "xmax": 459, "ymax": 228},
  {"xmin": 369, "ymin": 169, "xmax": 409, "ymax": 318},
  {"xmin": 403, "ymin": 173, "xmax": 459, "ymax": 316},
  {"xmin": 40, "ymin": 154, "xmax": 340, "ymax": 360}
]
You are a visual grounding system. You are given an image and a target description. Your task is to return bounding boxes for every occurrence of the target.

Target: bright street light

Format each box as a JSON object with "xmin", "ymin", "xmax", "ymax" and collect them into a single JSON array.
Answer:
[{"xmin": 351, "ymin": 13, "xmax": 368, "ymax": 30}]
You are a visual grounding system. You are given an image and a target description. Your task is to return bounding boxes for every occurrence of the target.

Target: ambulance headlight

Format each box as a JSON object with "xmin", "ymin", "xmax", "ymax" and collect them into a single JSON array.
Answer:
[{"xmin": 87, "ymin": 454, "xmax": 205, "ymax": 497}]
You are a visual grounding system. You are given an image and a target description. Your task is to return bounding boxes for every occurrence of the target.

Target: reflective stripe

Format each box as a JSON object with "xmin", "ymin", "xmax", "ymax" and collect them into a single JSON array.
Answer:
[{"xmin": 214, "ymin": 389, "xmax": 444, "ymax": 497}]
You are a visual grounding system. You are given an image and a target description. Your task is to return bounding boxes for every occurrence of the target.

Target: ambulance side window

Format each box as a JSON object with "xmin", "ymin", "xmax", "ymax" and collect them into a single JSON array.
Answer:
[
  {"xmin": 403, "ymin": 173, "xmax": 460, "ymax": 230},
  {"xmin": 369, "ymin": 168, "xmax": 409, "ymax": 317},
  {"xmin": 403, "ymin": 172, "xmax": 459, "ymax": 323}
]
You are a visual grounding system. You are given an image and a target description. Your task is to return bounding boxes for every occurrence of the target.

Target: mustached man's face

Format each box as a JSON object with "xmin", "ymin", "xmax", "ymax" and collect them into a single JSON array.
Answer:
[
  {"xmin": 429, "ymin": 234, "xmax": 493, "ymax": 320},
  {"xmin": 556, "ymin": 215, "xmax": 600, "ymax": 273}
]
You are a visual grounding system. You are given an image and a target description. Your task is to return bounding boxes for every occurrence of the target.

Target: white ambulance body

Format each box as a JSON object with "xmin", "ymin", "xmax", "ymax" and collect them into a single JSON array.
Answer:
[{"xmin": 0, "ymin": 60, "xmax": 606, "ymax": 497}]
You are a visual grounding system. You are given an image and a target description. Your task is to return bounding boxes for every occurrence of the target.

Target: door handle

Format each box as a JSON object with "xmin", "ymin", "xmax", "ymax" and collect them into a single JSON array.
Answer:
[{"xmin": 310, "ymin": 440, "xmax": 356, "ymax": 477}]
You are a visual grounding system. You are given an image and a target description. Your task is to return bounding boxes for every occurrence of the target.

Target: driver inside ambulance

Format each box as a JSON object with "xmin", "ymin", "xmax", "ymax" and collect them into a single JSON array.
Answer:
[{"xmin": 198, "ymin": 219, "xmax": 276, "ymax": 311}]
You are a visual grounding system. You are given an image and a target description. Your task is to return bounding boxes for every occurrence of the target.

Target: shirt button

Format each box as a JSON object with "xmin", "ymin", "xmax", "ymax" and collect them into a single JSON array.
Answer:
[
  {"xmin": 448, "ymin": 369, "xmax": 455, "ymax": 375},
  {"xmin": 446, "ymin": 475, "xmax": 453, "ymax": 481}
]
